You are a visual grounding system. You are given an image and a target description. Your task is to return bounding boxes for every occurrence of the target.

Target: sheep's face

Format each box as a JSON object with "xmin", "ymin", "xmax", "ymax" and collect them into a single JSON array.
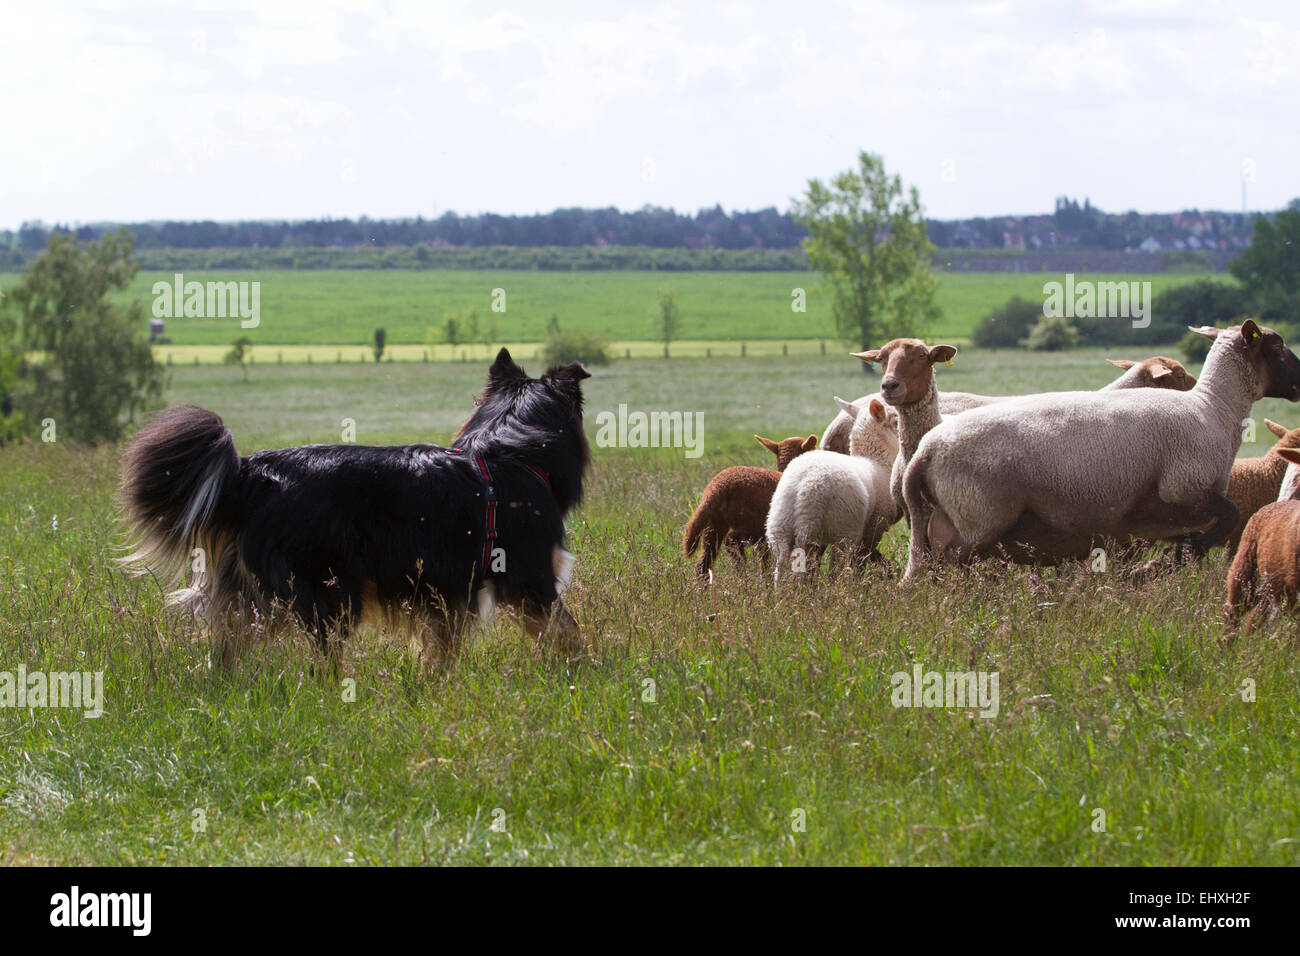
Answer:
[
  {"xmin": 1112, "ymin": 356, "xmax": 1196, "ymax": 391},
  {"xmin": 756, "ymin": 433, "xmax": 818, "ymax": 471},
  {"xmin": 1144, "ymin": 357, "xmax": 1196, "ymax": 390},
  {"xmin": 852, "ymin": 339, "xmax": 958, "ymax": 407},
  {"xmin": 848, "ymin": 399, "xmax": 901, "ymax": 464},
  {"xmin": 1239, "ymin": 321, "xmax": 1300, "ymax": 401}
]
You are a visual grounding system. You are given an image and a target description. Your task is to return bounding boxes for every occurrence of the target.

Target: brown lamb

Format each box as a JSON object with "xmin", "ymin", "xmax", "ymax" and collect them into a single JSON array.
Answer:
[
  {"xmin": 682, "ymin": 433, "xmax": 817, "ymax": 577},
  {"xmin": 1224, "ymin": 419, "xmax": 1300, "ymax": 557},
  {"xmin": 1226, "ymin": 446, "xmax": 1300, "ymax": 629}
]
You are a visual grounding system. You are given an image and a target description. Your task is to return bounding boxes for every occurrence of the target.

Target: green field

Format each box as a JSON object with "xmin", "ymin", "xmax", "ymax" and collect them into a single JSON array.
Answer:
[
  {"xmin": 2, "ymin": 269, "xmax": 1223, "ymax": 352},
  {"xmin": 2, "ymin": 349, "xmax": 1298, "ymax": 865}
]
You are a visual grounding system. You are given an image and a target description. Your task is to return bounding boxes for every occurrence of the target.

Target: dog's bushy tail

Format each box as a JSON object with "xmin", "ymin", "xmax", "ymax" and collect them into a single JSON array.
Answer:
[{"xmin": 119, "ymin": 406, "xmax": 239, "ymax": 589}]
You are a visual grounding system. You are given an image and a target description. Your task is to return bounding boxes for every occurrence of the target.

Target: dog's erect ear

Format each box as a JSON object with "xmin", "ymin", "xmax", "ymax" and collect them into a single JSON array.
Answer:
[
  {"xmin": 489, "ymin": 347, "xmax": 526, "ymax": 383},
  {"xmin": 546, "ymin": 361, "xmax": 592, "ymax": 383},
  {"xmin": 1108, "ymin": 359, "xmax": 1135, "ymax": 370}
]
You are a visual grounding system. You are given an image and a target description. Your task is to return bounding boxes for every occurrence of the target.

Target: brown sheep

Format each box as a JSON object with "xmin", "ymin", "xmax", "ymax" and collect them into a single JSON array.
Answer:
[
  {"xmin": 1225, "ymin": 446, "xmax": 1300, "ymax": 628},
  {"xmin": 1103, "ymin": 356, "xmax": 1198, "ymax": 390},
  {"xmin": 1224, "ymin": 419, "xmax": 1300, "ymax": 556},
  {"xmin": 682, "ymin": 434, "xmax": 817, "ymax": 577}
]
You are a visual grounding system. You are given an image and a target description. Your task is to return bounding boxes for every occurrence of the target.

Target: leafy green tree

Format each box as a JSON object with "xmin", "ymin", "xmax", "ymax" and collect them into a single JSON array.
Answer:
[
  {"xmin": 1, "ymin": 230, "xmax": 164, "ymax": 443},
  {"xmin": 652, "ymin": 288, "xmax": 682, "ymax": 358},
  {"xmin": 224, "ymin": 336, "xmax": 254, "ymax": 381},
  {"xmin": 1231, "ymin": 207, "xmax": 1300, "ymax": 298},
  {"xmin": 429, "ymin": 314, "xmax": 464, "ymax": 349},
  {"xmin": 0, "ymin": 315, "xmax": 23, "ymax": 443},
  {"xmin": 793, "ymin": 151, "xmax": 940, "ymax": 371},
  {"xmin": 373, "ymin": 327, "xmax": 387, "ymax": 363}
]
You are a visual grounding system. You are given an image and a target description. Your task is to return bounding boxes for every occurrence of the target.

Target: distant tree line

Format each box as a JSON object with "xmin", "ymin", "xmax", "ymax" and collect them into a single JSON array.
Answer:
[{"xmin": 3, "ymin": 198, "xmax": 1290, "ymax": 269}]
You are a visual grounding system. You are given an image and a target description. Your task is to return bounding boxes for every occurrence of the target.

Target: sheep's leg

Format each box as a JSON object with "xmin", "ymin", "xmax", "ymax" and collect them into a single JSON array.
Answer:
[
  {"xmin": 902, "ymin": 455, "xmax": 940, "ymax": 585},
  {"xmin": 696, "ymin": 527, "xmax": 720, "ymax": 578},
  {"xmin": 724, "ymin": 531, "xmax": 748, "ymax": 570},
  {"xmin": 793, "ymin": 540, "xmax": 824, "ymax": 580},
  {"xmin": 1143, "ymin": 492, "xmax": 1240, "ymax": 577},
  {"xmin": 1184, "ymin": 492, "xmax": 1239, "ymax": 557}
]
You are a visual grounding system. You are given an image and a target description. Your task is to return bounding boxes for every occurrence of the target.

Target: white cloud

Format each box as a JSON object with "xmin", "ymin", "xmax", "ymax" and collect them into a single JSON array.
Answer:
[{"xmin": 1, "ymin": 0, "xmax": 1297, "ymax": 225}]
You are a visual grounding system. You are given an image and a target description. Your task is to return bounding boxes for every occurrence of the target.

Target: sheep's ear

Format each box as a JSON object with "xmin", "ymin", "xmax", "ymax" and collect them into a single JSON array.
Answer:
[
  {"xmin": 851, "ymin": 350, "xmax": 882, "ymax": 366},
  {"xmin": 1107, "ymin": 359, "xmax": 1135, "ymax": 370},
  {"xmin": 1277, "ymin": 447, "xmax": 1300, "ymax": 466},
  {"xmin": 928, "ymin": 345, "xmax": 957, "ymax": 365},
  {"xmin": 1150, "ymin": 365, "xmax": 1172, "ymax": 380},
  {"xmin": 755, "ymin": 435, "xmax": 779, "ymax": 454},
  {"xmin": 1189, "ymin": 325, "xmax": 1221, "ymax": 342},
  {"xmin": 801, "ymin": 434, "xmax": 818, "ymax": 451},
  {"xmin": 1265, "ymin": 419, "xmax": 1289, "ymax": 439},
  {"xmin": 834, "ymin": 396, "xmax": 859, "ymax": 419},
  {"xmin": 1241, "ymin": 319, "xmax": 1263, "ymax": 345},
  {"xmin": 868, "ymin": 399, "xmax": 887, "ymax": 423}
]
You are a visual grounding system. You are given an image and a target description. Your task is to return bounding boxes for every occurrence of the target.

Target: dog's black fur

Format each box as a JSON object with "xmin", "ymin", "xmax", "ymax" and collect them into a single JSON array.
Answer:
[{"xmin": 120, "ymin": 348, "xmax": 591, "ymax": 665}]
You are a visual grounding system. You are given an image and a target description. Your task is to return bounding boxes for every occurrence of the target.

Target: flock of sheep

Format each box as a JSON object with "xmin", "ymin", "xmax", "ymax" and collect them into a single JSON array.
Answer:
[{"xmin": 683, "ymin": 320, "xmax": 1300, "ymax": 629}]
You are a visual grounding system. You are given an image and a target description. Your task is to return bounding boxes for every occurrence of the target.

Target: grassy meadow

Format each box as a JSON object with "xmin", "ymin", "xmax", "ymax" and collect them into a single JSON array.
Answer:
[
  {"xmin": 0, "ymin": 268, "xmax": 1222, "ymax": 352},
  {"xmin": 2, "ymin": 349, "xmax": 1298, "ymax": 865}
]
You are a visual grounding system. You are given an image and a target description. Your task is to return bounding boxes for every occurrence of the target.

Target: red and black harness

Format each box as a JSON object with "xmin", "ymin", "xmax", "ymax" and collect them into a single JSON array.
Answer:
[{"xmin": 447, "ymin": 447, "xmax": 552, "ymax": 575}]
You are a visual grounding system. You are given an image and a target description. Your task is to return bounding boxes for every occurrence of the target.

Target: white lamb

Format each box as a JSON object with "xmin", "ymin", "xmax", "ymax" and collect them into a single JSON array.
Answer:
[{"xmin": 766, "ymin": 398, "xmax": 899, "ymax": 579}]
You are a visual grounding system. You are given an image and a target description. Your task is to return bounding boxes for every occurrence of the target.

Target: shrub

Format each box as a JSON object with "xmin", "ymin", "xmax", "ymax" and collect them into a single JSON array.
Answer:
[
  {"xmin": 1179, "ymin": 330, "xmax": 1211, "ymax": 364},
  {"xmin": 541, "ymin": 331, "xmax": 610, "ymax": 367},
  {"xmin": 1021, "ymin": 314, "xmax": 1080, "ymax": 351},
  {"xmin": 971, "ymin": 296, "xmax": 1041, "ymax": 349}
]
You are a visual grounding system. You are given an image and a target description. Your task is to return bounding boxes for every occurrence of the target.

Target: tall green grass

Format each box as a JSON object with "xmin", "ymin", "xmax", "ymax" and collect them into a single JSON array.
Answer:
[{"xmin": 1, "ymin": 351, "xmax": 1296, "ymax": 865}]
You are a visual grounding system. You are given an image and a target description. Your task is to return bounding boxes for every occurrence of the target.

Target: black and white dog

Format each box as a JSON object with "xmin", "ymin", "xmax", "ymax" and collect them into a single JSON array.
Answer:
[{"xmin": 120, "ymin": 349, "xmax": 590, "ymax": 666}]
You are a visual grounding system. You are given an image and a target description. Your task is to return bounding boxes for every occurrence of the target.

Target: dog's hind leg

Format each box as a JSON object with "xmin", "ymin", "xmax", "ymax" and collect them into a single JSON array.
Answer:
[{"xmin": 724, "ymin": 531, "xmax": 749, "ymax": 571}]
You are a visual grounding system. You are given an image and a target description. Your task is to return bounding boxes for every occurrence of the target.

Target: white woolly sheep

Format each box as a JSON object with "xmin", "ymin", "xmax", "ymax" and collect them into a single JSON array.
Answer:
[
  {"xmin": 819, "ymin": 355, "xmax": 1195, "ymax": 455},
  {"xmin": 766, "ymin": 399, "xmax": 899, "ymax": 579},
  {"xmin": 898, "ymin": 321, "xmax": 1300, "ymax": 583}
]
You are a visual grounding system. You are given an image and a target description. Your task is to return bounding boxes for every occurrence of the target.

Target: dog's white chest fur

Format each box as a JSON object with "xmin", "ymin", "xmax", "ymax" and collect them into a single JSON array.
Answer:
[{"xmin": 474, "ymin": 545, "xmax": 576, "ymax": 622}]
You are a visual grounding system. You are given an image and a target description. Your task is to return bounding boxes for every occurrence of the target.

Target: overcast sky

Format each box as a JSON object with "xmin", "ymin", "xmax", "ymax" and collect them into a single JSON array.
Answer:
[{"xmin": 4, "ymin": 0, "xmax": 1297, "ymax": 229}]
